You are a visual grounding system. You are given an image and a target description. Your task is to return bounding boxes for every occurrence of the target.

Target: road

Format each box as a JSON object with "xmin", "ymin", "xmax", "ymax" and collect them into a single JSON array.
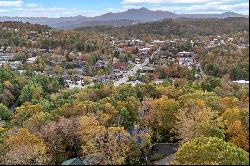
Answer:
[
  {"xmin": 113, "ymin": 58, "xmax": 149, "ymax": 87},
  {"xmin": 153, "ymin": 154, "xmax": 175, "ymax": 165},
  {"xmin": 149, "ymin": 143, "xmax": 178, "ymax": 165},
  {"xmin": 8, "ymin": 99, "xmax": 19, "ymax": 113},
  {"xmin": 69, "ymin": 58, "xmax": 149, "ymax": 89},
  {"xmin": 197, "ymin": 62, "xmax": 205, "ymax": 76}
]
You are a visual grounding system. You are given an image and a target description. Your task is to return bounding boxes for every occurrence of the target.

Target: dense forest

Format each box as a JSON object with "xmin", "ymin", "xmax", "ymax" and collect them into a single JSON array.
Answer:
[
  {"xmin": 0, "ymin": 22, "xmax": 110, "ymax": 53},
  {"xmin": 0, "ymin": 21, "xmax": 51, "ymax": 32},
  {"xmin": 197, "ymin": 44, "xmax": 249, "ymax": 80},
  {"xmin": 77, "ymin": 17, "xmax": 249, "ymax": 40},
  {"xmin": 0, "ymin": 66, "xmax": 249, "ymax": 165}
]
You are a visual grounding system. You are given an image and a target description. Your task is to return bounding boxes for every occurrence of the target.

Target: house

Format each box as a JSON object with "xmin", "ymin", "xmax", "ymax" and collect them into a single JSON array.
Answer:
[
  {"xmin": 193, "ymin": 40, "xmax": 205, "ymax": 47},
  {"xmin": 0, "ymin": 61, "xmax": 7, "ymax": 67},
  {"xmin": 142, "ymin": 66, "xmax": 155, "ymax": 73},
  {"xmin": 113, "ymin": 62, "xmax": 129, "ymax": 71},
  {"xmin": 132, "ymin": 39, "xmax": 145, "ymax": 46},
  {"xmin": 152, "ymin": 40, "xmax": 165, "ymax": 44},
  {"xmin": 9, "ymin": 61, "xmax": 22, "ymax": 69},
  {"xmin": 154, "ymin": 79, "xmax": 164, "ymax": 84},
  {"xmin": 181, "ymin": 38, "xmax": 188, "ymax": 42},
  {"xmin": 38, "ymin": 49, "xmax": 47, "ymax": 53},
  {"xmin": 176, "ymin": 52, "xmax": 196, "ymax": 68},
  {"xmin": 122, "ymin": 47, "xmax": 137, "ymax": 54},
  {"xmin": 135, "ymin": 58, "xmax": 142, "ymax": 64},
  {"xmin": 26, "ymin": 57, "xmax": 38, "ymax": 64},
  {"xmin": 157, "ymin": 59, "xmax": 168, "ymax": 65},
  {"xmin": 76, "ymin": 60, "xmax": 84, "ymax": 68},
  {"xmin": 232, "ymin": 80, "xmax": 249, "ymax": 85},
  {"xmin": 0, "ymin": 46, "xmax": 4, "ymax": 53},
  {"xmin": 5, "ymin": 46, "xmax": 12, "ymax": 53},
  {"xmin": 115, "ymin": 47, "xmax": 123, "ymax": 53},
  {"xmin": 112, "ymin": 57, "xmax": 120, "ymax": 64},
  {"xmin": 116, "ymin": 43, "xmax": 126, "ymax": 48},
  {"xmin": 228, "ymin": 38, "xmax": 234, "ymax": 42},
  {"xmin": 95, "ymin": 60, "xmax": 107, "ymax": 69},
  {"xmin": 138, "ymin": 47, "xmax": 151, "ymax": 55},
  {"xmin": 177, "ymin": 51, "xmax": 195, "ymax": 58},
  {"xmin": 153, "ymin": 50, "xmax": 174, "ymax": 59},
  {"xmin": 0, "ymin": 53, "xmax": 15, "ymax": 61},
  {"xmin": 49, "ymin": 55, "xmax": 65, "ymax": 66}
]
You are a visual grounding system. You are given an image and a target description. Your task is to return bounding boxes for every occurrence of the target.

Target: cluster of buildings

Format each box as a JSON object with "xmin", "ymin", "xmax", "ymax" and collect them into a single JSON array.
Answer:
[
  {"xmin": 206, "ymin": 35, "xmax": 249, "ymax": 49},
  {"xmin": 0, "ymin": 46, "xmax": 19, "ymax": 69},
  {"xmin": 0, "ymin": 46, "xmax": 44, "ymax": 70},
  {"xmin": 0, "ymin": 27, "xmax": 248, "ymax": 88}
]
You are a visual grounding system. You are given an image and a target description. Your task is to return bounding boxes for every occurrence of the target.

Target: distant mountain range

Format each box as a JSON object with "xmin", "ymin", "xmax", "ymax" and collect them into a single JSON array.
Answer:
[{"xmin": 0, "ymin": 7, "xmax": 248, "ymax": 29}]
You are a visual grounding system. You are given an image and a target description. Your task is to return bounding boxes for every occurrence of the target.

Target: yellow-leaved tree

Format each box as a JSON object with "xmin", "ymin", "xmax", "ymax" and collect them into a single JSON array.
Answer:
[
  {"xmin": 1, "ymin": 128, "xmax": 51, "ymax": 165},
  {"xmin": 78, "ymin": 116, "xmax": 130, "ymax": 165},
  {"xmin": 222, "ymin": 108, "xmax": 249, "ymax": 151}
]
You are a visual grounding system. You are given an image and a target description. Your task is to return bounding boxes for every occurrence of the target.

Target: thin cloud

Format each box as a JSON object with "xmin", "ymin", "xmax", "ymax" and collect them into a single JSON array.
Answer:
[
  {"xmin": 0, "ymin": 0, "xmax": 22, "ymax": 7},
  {"xmin": 122, "ymin": 0, "xmax": 213, "ymax": 5},
  {"xmin": 0, "ymin": 0, "xmax": 248, "ymax": 17},
  {"xmin": 123, "ymin": 0, "xmax": 249, "ymax": 15},
  {"xmin": 161, "ymin": 2, "xmax": 249, "ymax": 14},
  {"xmin": 10, "ymin": 5, "xmax": 101, "ymax": 17}
]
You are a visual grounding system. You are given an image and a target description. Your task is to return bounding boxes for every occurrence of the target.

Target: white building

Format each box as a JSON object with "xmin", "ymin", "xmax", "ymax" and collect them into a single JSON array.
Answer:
[
  {"xmin": 9, "ymin": 61, "xmax": 22, "ymax": 69},
  {"xmin": 232, "ymin": 80, "xmax": 249, "ymax": 84},
  {"xmin": 27, "ymin": 57, "xmax": 38, "ymax": 64}
]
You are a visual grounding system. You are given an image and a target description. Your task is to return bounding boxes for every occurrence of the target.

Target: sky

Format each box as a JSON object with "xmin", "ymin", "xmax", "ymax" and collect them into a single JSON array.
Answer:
[{"xmin": 0, "ymin": 0, "xmax": 249, "ymax": 17}]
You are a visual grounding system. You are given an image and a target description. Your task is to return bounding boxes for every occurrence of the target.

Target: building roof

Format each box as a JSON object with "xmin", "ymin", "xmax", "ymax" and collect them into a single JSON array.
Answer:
[
  {"xmin": 232, "ymin": 80, "xmax": 249, "ymax": 84},
  {"xmin": 142, "ymin": 66, "xmax": 155, "ymax": 71},
  {"xmin": 61, "ymin": 158, "xmax": 84, "ymax": 165},
  {"xmin": 27, "ymin": 56, "xmax": 37, "ymax": 61},
  {"xmin": 123, "ymin": 47, "xmax": 137, "ymax": 53},
  {"xmin": 178, "ymin": 51, "xmax": 194, "ymax": 54},
  {"xmin": 113, "ymin": 62, "xmax": 129, "ymax": 69}
]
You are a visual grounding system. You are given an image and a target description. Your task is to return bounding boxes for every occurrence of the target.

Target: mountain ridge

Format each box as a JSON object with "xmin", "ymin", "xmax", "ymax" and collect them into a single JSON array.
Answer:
[{"xmin": 0, "ymin": 7, "xmax": 248, "ymax": 29}]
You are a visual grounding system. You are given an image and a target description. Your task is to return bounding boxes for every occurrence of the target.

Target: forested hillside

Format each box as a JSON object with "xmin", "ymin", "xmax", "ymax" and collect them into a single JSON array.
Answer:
[{"xmin": 77, "ymin": 17, "xmax": 249, "ymax": 39}]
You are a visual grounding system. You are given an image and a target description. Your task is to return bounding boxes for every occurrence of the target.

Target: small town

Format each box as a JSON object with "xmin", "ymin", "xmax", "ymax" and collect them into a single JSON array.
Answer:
[
  {"xmin": 0, "ymin": 2, "xmax": 249, "ymax": 165},
  {"xmin": 0, "ymin": 27, "xmax": 249, "ymax": 89}
]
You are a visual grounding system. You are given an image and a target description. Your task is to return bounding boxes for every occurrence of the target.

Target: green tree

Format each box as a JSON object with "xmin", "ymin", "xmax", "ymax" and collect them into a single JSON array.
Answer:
[
  {"xmin": 174, "ymin": 137, "xmax": 249, "ymax": 165},
  {"xmin": 201, "ymin": 77, "xmax": 222, "ymax": 92},
  {"xmin": 11, "ymin": 102, "xmax": 43, "ymax": 126},
  {"xmin": 0, "ymin": 103, "xmax": 12, "ymax": 121},
  {"xmin": 19, "ymin": 83, "xmax": 44, "ymax": 103},
  {"xmin": 79, "ymin": 116, "xmax": 130, "ymax": 165}
]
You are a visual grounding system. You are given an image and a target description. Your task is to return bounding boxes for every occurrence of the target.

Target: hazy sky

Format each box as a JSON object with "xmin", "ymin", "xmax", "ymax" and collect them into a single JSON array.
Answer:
[{"xmin": 0, "ymin": 0, "xmax": 249, "ymax": 17}]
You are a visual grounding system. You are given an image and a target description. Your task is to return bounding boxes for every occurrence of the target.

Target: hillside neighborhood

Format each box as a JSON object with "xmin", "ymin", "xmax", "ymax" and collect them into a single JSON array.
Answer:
[{"xmin": 0, "ymin": 27, "xmax": 249, "ymax": 89}]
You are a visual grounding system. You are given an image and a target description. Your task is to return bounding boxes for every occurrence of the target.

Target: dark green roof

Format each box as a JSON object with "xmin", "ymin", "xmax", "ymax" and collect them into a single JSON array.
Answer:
[{"xmin": 61, "ymin": 158, "xmax": 84, "ymax": 165}]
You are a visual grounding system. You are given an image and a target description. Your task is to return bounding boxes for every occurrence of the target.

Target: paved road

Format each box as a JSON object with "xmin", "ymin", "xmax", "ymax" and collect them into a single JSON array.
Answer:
[
  {"xmin": 68, "ymin": 56, "xmax": 150, "ymax": 89},
  {"xmin": 197, "ymin": 62, "xmax": 205, "ymax": 76},
  {"xmin": 149, "ymin": 143, "xmax": 179, "ymax": 165},
  {"xmin": 113, "ymin": 58, "xmax": 149, "ymax": 87},
  {"xmin": 8, "ymin": 99, "xmax": 19, "ymax": 113},
  {"xmin": 153, "ymin": 154, "xmax": 175, "ymax": 165}
]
